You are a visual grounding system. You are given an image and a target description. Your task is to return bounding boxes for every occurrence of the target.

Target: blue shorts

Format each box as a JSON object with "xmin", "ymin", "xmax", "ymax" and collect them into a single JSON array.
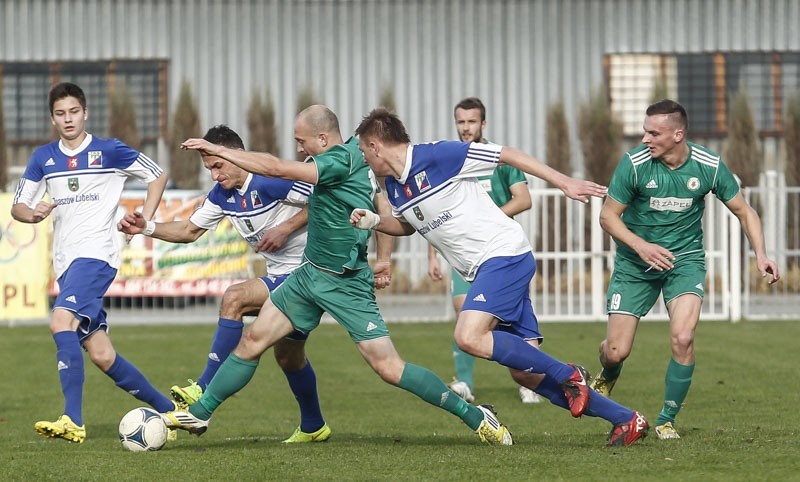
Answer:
[
  {"xmin": 259, "ymin": 273, "xmax": 308, "ymax": 342},
  {"xmin": 462, "ymin": 252, "xmax": 542, "ymax": 342},
  {"xmin": 53, "ymin": 258, "xmax": 116, "ymax": 344}
]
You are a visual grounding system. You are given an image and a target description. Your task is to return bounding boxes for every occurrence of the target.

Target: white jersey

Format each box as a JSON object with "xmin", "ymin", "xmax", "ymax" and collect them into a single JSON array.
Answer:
[
  {"xmin": 13, "ymin": 134, "xmax": 163, "ymax": 278},
  {"xmin": 385, "ymin": 141, "xmax": 531, "ymax": 281},
  {"xmin": 189, "ymin": 173, "xmax": 312, "ymax": 276}
]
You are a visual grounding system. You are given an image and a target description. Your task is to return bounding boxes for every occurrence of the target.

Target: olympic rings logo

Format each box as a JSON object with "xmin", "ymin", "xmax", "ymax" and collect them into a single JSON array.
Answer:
[{"xmin": 0, "ymin": 221, "xmax": 38, "ymax": 263}]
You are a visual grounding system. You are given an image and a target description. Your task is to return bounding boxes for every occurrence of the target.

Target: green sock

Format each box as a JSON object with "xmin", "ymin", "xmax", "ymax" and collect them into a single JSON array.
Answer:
[
  {"xmin": 452, "ymin": 339, "xmax": 475, "ymax": 390},
  {"xmin": 601, "ymin": 363, "xmax": 623, "ymax": 381},
  {"xmin": 398, "ymin": 363, "xmax": 483, "ymax": 430},
  {"xmin": 656, "ymin": 358, "xmax": 695, "ymax": 426},
  {"xmin": 190, "ymin": 354, "xmax": 259, "ymax": 420}
]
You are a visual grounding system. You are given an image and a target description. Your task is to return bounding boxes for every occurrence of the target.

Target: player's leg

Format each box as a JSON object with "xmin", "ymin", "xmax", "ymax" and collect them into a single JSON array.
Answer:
[
  {"xmin": 35, "ymin": 259, "xmax": 116, "ymax": 442},
  {"xmin": 84, "ymin": 329, "xmax": 174, "ymax": 413},
  {"xmin": 455, "ymin": 253, "xmax": 589, "ymax": 417},
  {"xmin": 654, "ymin": 256, "xmax": 705, "ymax": 439},
  {"xmin": 448, "ymin": 272, "xmax": 475, "ymax": 401},
  {"xmin": 356, "ymin": 336, "xmax": 511, "ymax": 445},
  {"xmin": 320, "ymin": 265, "xmax": 511, "ymax": 444},
  {"xmin": 591, "ymin": 313, "xmax": 639, "ymax": 396},
  {"xmin": 172, "ymin": 278, "xmax": 269, "ymax": 405},
  {"xmin": 274, "ymin": 336, "xmax": 330, "ymax": 443},
  {"xmin": 34, "ymin": 305, "xmax": 86, "ymax": 442},
  {"xmin": 166, "ymin": 267, "xmax": 318, "ymax": 433},
  {"xmin": 592, "ymin": 261, "xmax": 660, "ymax": 396}
]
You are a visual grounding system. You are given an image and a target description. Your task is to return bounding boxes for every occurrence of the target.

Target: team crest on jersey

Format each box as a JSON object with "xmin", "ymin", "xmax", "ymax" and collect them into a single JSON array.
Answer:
[
  {"xmin": 686, "ymin": 177, "xmax": 700, "ymax": 190},
  {"xmin": 414, "ymin": 171, "xmax": 431, "ymax": 192},
  {"xmin": 240, "ymin": 197, "xmax": 247, "ymax": 210},
  {"xmin": 404, "ymin": 184, "xmax": 413, "ymax": 198},
  {"xmin": 68, "ymin": 157, "xmax": 79, "ymax": 169},
  {"xmin": 250, "ymin": 191, "xmax": 263, "ymax": 208},
  {"xmin": 413, "ymin": 206, "xmax": 424, "ymax": 221},
  {"xmin": 244, "ymin": 219, "xmax": 255, "ymax": 232},
  {"xmin": 87, "ymin": 151, "xmax": 103, "ymax": 168},
  {"xmin": 68, "ymin": 177, "xmax": 79, "ymax": 192}
]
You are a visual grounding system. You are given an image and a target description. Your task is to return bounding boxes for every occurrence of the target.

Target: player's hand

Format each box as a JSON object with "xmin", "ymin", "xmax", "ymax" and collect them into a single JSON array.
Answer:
[
  {"xmin": 181, "ymin": 138, "xmax": 222, "ymax": 156},
  {"xmin": 561, "ymin": 178, "xmax": 608, "ymax": 204},
  {"xmin": 428, "ymin": 256, "xmax": 443, "ymax": 281},
  {"xmin": 757, "ymin": 257, "xmax": 781, "ymax": 284},
  {"xmin": 255, "ymin": 224, "xmax": 290, "ymax": 253},
  {"xmin": 373, "ymin": 260, "xmax": 392, "ymax": 289},
  {"xmin": 634, "ymin": 241, "xmax": 675, "ymax": 271},
  {"xmin": 31, "ymin": 201, "xmax": 57, "ymax": 223},
  {"xmin": 117, "ymin": 211, "xmax": 146, "ymax": 235},
  {"xmin": 350, "ymin": 208, "xmax": 381, "ymax": 230}
]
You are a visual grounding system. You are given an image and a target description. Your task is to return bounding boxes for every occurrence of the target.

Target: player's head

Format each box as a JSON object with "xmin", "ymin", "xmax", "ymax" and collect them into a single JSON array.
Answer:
[
  {"xmin": 294, "ymin": 105, "xmax": 343, "ymax": 157},
  {"xmin": 642, "ymin": 99, "xmax": 689, "ymax": 159},
  {"xmin": 355, "ymin": 108, "xmax": 411, "ymax": 176},
  {"xmin": 201, "ymin": 124, "xmax": 247, "ymax": 189},
  {"xmin": 454, "ymin": 97, "xmax": 486, "ymax": 143},
  {"xmin": 48, "ymin": 82, "xmax": 88, "ymax": 144}
]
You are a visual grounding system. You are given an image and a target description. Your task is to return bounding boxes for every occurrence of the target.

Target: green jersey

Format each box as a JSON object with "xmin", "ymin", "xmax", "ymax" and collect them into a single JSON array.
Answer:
[
  {"xmin": 303, "ymin": 136, "xmax": 376, "ymax": 273},
  {"xmin": 477, "ymin": 163, "xmax": 528, "ymax": 207},
  {"xmin": 607, "ymin": 142, "xmax": 740, "ymax": 263}
]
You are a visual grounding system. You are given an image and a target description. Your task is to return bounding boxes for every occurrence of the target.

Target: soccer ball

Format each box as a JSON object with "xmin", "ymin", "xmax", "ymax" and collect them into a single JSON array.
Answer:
[{"xmin": 118, "ymin": 407, "xmax": 168, "ymax": 452}]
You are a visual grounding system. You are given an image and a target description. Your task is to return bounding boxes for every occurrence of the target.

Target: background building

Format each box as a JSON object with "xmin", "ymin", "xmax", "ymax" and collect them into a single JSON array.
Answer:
[
  {"xmin": 2, "ymin": 0, "xmax": 798, "ymax": 322},
  {"xmin": 2, "ymin": 0, "xmax": 799, "ymax": 182}
]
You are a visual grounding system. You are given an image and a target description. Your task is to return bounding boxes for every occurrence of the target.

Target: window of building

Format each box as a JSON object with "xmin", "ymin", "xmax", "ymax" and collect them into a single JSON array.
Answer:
[
  {"xmin": 606, "ymin": 52, "xmax": 800, "ymax": 138},
  {"xmin": 1, "ymin": 60, "xmax": 167, "ymax": 144}
]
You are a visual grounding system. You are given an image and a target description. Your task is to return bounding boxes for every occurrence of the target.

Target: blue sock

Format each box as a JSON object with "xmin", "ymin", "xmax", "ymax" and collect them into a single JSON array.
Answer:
[
  {"xmin": 197, "ymin": 318, "xmax": 244, "ymax": 390},
  {"xmin": 105, "ymin": 354, "xmax": 174, "ymax": 413},
  {"xmin": 54, "ymin": 331, "xmax": 85, "ymax": 426},
  {"xmin": 535, "ymin": 374, "xmax": 632, "ymax": 424},
  {"xmin": 284, "ymin": 360, "xmax": 325, "ymax": 433},
  {"xmin": 489, "ymin": 331, "xmax": 574, "ymax": 382}
]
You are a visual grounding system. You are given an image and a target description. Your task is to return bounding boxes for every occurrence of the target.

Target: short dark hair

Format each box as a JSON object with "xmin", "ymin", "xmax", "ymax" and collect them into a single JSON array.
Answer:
[
  {"xmin": 355, "ymin": 108, "xmax": 411, "ymax": 144},
  {"xmin": 203, "ymin": 125, "xmax": 245, "ymax": 150},
  {"xmin": 454, "ymin": 97, "xmax": 486, "ymax": 121},
  {"xmin": 646, "ymin": 99, "xmax": 688, "ymax": 130},
  {"xmin": 48, "ymin": 82, "xmax": 87, "ymax": 114}
]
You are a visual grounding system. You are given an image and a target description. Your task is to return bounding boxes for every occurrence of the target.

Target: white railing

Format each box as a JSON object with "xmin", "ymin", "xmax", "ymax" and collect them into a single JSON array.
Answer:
[{"xmin": 384, "ymin": 172, "xmax": 795, "ymax": 323}]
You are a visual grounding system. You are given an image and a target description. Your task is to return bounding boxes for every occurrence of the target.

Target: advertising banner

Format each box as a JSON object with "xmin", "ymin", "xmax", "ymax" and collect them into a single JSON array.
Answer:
[{"xmin": 1, "ymin": 193, "xmax": 51, "ymax": 320}]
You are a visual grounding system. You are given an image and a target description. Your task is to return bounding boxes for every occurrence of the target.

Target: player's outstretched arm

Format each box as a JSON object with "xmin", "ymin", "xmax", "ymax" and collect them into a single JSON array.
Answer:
[
  {"xmin": 181, "ymin": 138, "xmax": 319, "ymax": 185},
  {"xmin": 11, "ymin": 201, "xmax": 56, "ymax": 224},
  {"xmin": 372, "ymin": 191, "xmax": 394, "ymax": 289},
  {"xmin": 118, "ymin": 211, "xmax": 207, "ymax": 243},
  {"xmin": 499, "ymin": 146, "xmax": 607, "ymax": 203},
  {"xmin": 140, "ymin": 171, "xmax": 169, "ymax": 222},
  {"xmin": 724, "ymin": 193, "xmax": 780, "ymax": 283},
  {"xmin": 350, "ymin": 208, "xmax": 415, "ymax": 236}
]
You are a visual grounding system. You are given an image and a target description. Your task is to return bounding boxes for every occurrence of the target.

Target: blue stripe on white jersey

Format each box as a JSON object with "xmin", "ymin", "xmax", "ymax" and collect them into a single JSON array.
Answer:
[
  {"xmin": 290, "ymin": 181, "xmax": 314, "ymax": 197},
  {"xmin": 134, "ymin": 152, "xmax": 163, "ymax": 177}
]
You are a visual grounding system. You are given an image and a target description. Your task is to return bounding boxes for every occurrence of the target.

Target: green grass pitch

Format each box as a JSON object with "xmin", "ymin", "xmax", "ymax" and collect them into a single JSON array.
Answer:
[{"xmin": 1, "ymin": 319, "xmax": 798, "ymax": 480}]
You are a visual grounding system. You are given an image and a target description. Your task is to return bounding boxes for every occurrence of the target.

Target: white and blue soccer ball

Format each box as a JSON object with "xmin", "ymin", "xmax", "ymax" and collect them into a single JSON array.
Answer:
[{"xmin": 119, "ymin": 407, "xmax": 168, "ymax": 452}]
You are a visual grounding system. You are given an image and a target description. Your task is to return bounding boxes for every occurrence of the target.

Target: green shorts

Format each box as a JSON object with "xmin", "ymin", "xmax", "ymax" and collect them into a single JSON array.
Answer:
[
  {"xmin": 450, "ymin": 267, "xmax": 471, "ymax": 297},
  {"xmin": 270, "ymin": 262, "xmax": 390, "ymax": 342},
  {"xmin": 606, "ymin": 252, "xmax": 706, "ymax": 318}
]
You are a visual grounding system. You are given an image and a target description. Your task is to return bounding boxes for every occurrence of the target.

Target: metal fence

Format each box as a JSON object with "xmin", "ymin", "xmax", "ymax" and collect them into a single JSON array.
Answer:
[{"xmin": 7, "ymin": 174, "xmax": 796, "ymax": 327}]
